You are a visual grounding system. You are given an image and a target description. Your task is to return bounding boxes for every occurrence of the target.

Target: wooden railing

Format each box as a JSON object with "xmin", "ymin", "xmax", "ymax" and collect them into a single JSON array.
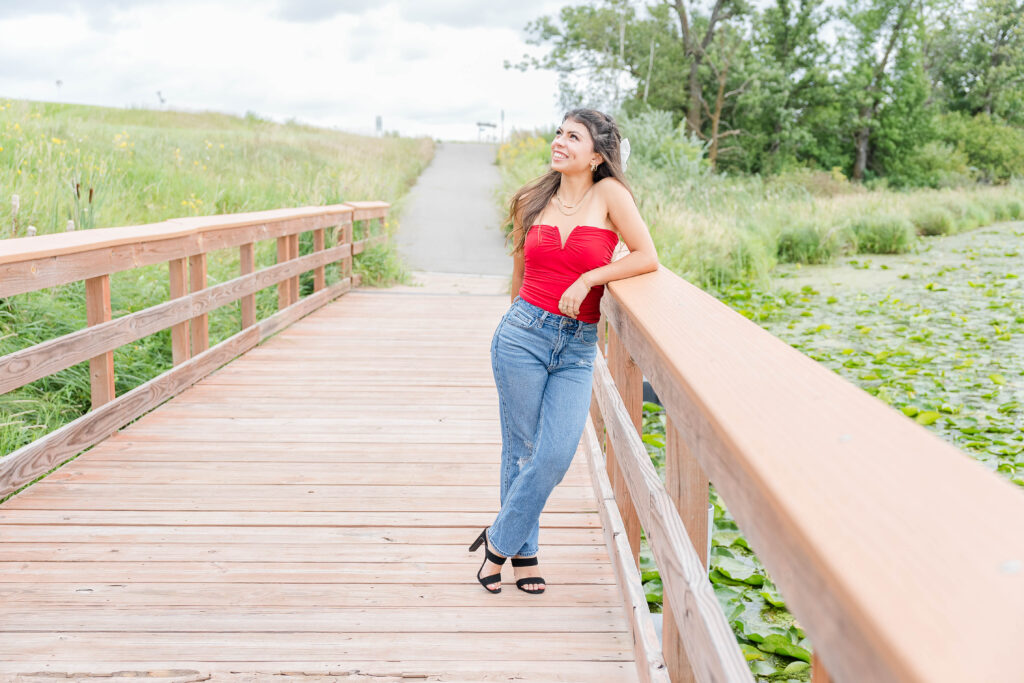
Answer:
[
  {"xmin": 0, "ymin": 201, "xmax": 389, "ymax": 498},
  {"xmin": 588, "ymin": 266, "xmax": 1024, "ymax": 683}
]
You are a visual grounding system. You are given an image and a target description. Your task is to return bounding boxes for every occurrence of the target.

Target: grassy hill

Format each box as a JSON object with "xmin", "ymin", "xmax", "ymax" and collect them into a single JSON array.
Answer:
[
  {"xmin": 0, "ymin": 99, "xmax": 433, "ymax": 233},
  {"xmin": 0, "ymin": 99, "xmax": 435, "ymax": 457}
]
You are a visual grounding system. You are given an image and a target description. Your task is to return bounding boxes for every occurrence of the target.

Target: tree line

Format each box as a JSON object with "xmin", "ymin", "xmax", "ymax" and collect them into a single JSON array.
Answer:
[{"xmin": 510, "ymin": 0, "xmax": 1024, "ymax": 186}]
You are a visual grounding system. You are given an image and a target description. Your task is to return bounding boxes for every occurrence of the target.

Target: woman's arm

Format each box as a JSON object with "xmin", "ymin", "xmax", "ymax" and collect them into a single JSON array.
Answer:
[
  {"xmin": 581, "ymin": 180, "xmax": 658, "ymax": 288},
  {"xmin": 558, "ymin": 180, "xmax": 658, "ymax": 318}
]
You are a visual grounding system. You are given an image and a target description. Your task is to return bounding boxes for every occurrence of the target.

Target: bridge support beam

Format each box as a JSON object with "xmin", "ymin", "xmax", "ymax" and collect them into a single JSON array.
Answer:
[
  {"xmin": 169, "ymin": 258, "xmax": 190, "ymax": 365},
  {"xmin": 606, "ymin": 324, "xmax": 643, "ymax": 569},
  {"xmin": 189, "ymin": 253, "xmax": 209, "ymax": 354},
  {"xmin": 662, "ymin": 416, "xmax": 711, "ymax": 683},
  {"xmin": 84, "ymin": 274, "xmax": 115, "ymax": 409}
]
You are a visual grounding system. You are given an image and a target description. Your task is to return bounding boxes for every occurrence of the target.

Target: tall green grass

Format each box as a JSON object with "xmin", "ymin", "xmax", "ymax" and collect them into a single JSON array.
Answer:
[
  {"xmin": 0, "ymin": 99, "xmax": 432, "ymax": 232},
  {"xmin": 496, "ymin": 118, "xmax": 1024, "ymax": 289},
  {"xmin": 0, "ymin": 99, "xmax": 434, "ymax": 457}
]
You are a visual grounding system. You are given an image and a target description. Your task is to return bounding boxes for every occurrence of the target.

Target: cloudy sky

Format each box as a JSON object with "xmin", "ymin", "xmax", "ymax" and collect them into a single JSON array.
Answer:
[{"xmin": 0, "ymin": 0, "xmax": 575, "ymax": 140}]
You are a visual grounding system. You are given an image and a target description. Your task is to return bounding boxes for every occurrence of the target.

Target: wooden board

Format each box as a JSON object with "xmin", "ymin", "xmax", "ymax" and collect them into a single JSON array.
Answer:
[
  {"xmin": 0, "ymin": 288, "xmax": 640, "ymax": 681},
  {"xmin": 602, "ymin": 267, "xmax": 1024, "ymax": 683}
]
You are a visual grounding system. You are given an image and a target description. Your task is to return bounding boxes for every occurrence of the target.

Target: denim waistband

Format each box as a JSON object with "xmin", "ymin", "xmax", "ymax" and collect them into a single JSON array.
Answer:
[{"xmin": 511, "ymin": 296, "xmax": 598, "ymax": 332}]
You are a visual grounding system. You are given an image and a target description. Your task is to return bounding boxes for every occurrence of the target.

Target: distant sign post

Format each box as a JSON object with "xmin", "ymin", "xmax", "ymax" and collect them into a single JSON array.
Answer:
[
  {"xmin": 477, "ymin": 121, "xmax": 496, "ymax": 142},
  {"xmin": 375, "ymin": 116, "xmax": 382, "ymax": 136}
]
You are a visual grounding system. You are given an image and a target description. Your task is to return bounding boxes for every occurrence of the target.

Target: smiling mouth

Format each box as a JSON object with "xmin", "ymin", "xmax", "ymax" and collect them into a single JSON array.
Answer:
[{"xmin": 552, "ymin": 151, "xmax": 567, "ymax": 160}]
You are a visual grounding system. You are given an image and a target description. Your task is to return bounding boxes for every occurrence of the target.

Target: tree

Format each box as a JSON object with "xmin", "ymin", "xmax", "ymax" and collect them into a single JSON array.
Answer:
[
  {"xmin": 663, "ymin": 0, "xmax": 750, "ymax": 134},
  {"xmin": 694, "ymin": 24, "xmax": 753, "ymax": 167},
  {"xmin": 730, "ymin": 0, "xmax": 835, "ymax": 172},
  {"xmin": 509, "ymin": 0, "xmax": 650, "ymax": 112},
  {"xmin": 929, "ymin": 0, "xmax": 1024, "ymax": 125},
  {"xmin": 838, "ymin": 0, "xmax": 923, "ymax": 181}
]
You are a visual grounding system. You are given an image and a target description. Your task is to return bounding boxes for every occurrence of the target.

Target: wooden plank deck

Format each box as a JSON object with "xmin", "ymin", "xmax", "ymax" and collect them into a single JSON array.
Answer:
[{"xmin": 0, "ymin": 281, "xmax": 642, "ymax": 682}]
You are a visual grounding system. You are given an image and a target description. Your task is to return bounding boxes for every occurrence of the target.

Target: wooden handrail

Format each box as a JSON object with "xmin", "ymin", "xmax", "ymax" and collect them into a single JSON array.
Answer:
[
  {"xmin": 593, "ymin": 265, "xmax": 1024, "ymax": 683},
  {"xmin": 0, "ymin": 205, "xmax": 360, "ymax": 297},
  {"xmin": 0, "ymin": 203, "xmax": 389, "ymax": 498}
]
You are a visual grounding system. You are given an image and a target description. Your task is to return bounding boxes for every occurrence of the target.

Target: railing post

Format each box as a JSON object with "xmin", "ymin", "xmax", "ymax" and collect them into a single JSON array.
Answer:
[
  {"xmin": 288, "ymin": 232, "xmax": 300, "ymax": 304},
  {"xmin": 662, "ymin": 415, "xmax": 711, "ymax": 683},
  {"xmin": 239, "ymin": 243, "xmax": 256, "ymax": 328},
  {"xmin": 341, "ymin": 222, "xmax": 353, "ymax": 281},
  {"xmin": 606, "ymin": 324, "xmax": 643, "ymax": 567},
  {"xmin": 188, "ymin": 253, "xmax": 208, "ymax": 354},
  {"xmin": 589, "ymin": 312, "xmax": 608, "ymax": 453},
  {"xmin": 812, "ymin": 653, "xmax": 831, "ymax": 683},
  {"xmin": 84, "ymin": 274, "xmax": 115, "ymax": 409},
  {"xmin": 168, "ymin": 258, "xmax": 190, "ymax": 365},
  {"xmin": 312, "ymin": 228, "xmax": 326, "ymax": 292},
  {"xmin": 276, "ymin": 236, "xmax": 291, "ymax": 309}
]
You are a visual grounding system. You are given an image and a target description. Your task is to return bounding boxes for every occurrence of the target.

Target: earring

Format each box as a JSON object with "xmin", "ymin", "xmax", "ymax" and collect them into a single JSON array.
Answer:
[{"xmin": 590, "ymin": 160, "xmax": 598, "ymax": 172}]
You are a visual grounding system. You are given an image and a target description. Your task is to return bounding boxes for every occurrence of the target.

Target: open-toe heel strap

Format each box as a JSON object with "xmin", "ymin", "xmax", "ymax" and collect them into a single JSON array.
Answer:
[
  {"xmin": 480, "ymin": 572, "xmax": 502, "ymax": 587},
  {"xmin": 485, "ymin": 548, "xmax": 507, "ymax": 565},
  {"xmin": 511, "ymin": 556, "xmax": 538, "ymax": 567}
]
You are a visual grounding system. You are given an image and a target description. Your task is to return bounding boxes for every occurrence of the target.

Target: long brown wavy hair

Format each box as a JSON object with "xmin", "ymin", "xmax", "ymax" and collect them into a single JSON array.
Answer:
[{"xmin": 506, "ymin": 108, "xmax": 634, "ymax": 254}]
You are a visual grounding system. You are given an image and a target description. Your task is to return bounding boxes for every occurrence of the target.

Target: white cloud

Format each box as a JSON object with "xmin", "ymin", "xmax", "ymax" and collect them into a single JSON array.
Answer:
[{"xmin": 0, "ymin": 0, "xmax": 571, "ymax": 140}]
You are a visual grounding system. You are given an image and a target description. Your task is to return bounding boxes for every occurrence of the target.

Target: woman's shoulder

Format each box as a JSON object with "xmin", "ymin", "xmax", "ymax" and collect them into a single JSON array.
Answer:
[
  {"xmin": 594, "ymin": 176, "xmax": 633, "ymax": 208},
  {"xmin": 594, "ymin": 176, "xmax": 629, "ymax": 195}
]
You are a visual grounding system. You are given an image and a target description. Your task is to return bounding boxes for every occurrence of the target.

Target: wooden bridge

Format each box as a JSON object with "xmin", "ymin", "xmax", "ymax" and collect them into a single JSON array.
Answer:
[{"xmin": 1, "ymin": 205, "xmax": 1022, "ymax": 682}]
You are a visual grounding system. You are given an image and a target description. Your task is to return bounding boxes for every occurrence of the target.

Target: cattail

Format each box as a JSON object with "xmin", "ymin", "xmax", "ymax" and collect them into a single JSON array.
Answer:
[
  {"xmin": 66, "ymin": 219, "xmax": 75, "ymax": 231},
  {"xmin": 10, "ymin": 194, "xmax": 19, "ymax": 238},
  {"xmin": 26, "ymin": 226, "xmax": 36, "ymax": 237}
]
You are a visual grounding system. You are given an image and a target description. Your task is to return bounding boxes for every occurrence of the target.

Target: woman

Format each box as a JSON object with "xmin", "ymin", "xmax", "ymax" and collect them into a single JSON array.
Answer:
[{"xmin": 469, "ymin": 108, "xmax": 659, "ymax": 594}]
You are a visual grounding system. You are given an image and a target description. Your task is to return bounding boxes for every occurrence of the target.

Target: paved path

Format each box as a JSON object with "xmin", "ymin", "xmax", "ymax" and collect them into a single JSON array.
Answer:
[{"xmin": 395, "ymin": 142, "xmax": 511, "ymax": 276}]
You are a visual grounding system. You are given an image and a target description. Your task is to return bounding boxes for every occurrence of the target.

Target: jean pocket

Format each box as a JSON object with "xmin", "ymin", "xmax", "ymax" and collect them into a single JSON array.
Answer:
[
  {"xmin": 506, "ymin": 307, "xmax": 536, "ymax": 329},
  {"xmin": 580, "ymin": 327, "xmax": 598, "ymax": 345}
]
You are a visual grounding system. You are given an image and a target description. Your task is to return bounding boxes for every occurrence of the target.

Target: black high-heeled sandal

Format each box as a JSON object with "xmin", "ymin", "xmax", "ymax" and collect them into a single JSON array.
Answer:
[
  {"xmin": 469, "ymin": 528, "xmax": 506, "ymax": 594},
  {"xmin": 511, "ymin": 556, "xmax": 546, "ymax": 594}
]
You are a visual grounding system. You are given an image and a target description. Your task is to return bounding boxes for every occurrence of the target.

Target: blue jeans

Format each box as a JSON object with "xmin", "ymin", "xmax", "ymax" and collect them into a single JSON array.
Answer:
[{"xmin": 486, "ymin": 296, "xmax": 599, "ymax": 559}]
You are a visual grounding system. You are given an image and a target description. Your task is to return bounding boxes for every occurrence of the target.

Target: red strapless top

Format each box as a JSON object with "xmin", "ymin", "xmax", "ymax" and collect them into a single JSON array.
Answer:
[{"xmin": 518, "ymin": 224, "xmax": 620, "ymax": 323}]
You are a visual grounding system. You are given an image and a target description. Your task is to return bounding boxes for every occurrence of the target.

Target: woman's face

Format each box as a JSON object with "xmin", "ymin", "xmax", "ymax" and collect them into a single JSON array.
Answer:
[{"xmin": 550, "ymin": 118, "xmax": 599, "ymax": 174}]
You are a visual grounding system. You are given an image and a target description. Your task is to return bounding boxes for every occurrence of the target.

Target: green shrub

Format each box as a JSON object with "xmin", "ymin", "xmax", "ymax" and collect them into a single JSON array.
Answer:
[
  {"xmin": 886, "ymin": 141, "xmax": 975, "ymax": 189},
  {"xmin": 769, "ymin": 168, "xmax": 864, "ymax": 198},
  {"xmin": 912, "ymin": 206, "xmax": 956, "ymax": 236},
  {"xmin": 1007, "ymin": 199, "xmax": 1023, "ymax": 220},
  {"xmin": 937, "ymin": 113, "xmax": 1024, "ymax": 183},
  {"xmin": 964, "ymin": 202, "xmax": 993, "ymax": 230},
  {"xmin": 941, "ymin": 199, "xmax": 994, "ymax": 231},
  {"xmin": 991, "ymin": 201, "xmax": 1009, "ymax": 222},
  {"xmin": 619, "ymin": 109, "xmax": 711, "ymax": 178},
  {"xmin": 849, "ymin": 215, "xmax": 916, "ymax": 253},
  {"xmin": 776, "ymin": 221, "xmax": 856, "ymax": 263},
  {"xmin": 353, "ymin": 243, "xmax": 408, "ymax": 286}
]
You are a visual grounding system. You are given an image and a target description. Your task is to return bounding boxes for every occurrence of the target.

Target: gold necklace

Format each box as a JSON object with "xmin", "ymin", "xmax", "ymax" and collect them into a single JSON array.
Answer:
[{"xmin": 554, "ymin": 184, "xmax": 594, "ymax": 216}]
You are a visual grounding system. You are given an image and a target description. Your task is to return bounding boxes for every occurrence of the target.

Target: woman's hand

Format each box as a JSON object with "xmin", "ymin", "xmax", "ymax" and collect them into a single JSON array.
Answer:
[{"xmin": 558, "ymin": 276, "xmax": 591, "ymax": 319}]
